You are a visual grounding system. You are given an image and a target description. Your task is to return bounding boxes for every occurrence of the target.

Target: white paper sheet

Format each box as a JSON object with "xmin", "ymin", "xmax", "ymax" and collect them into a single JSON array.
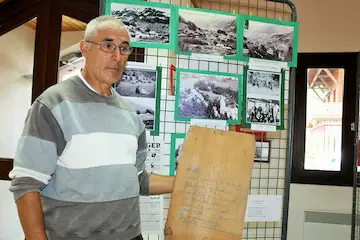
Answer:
[
  {"xmin": 190, "ymin": 119, "xmax": 227, "ymax": 129},
  {"xmin": 145, "ymin": 140, "xmax": 165, "ymax": 174},
  {"xmin": 245, "ymin": 195, "xmax": 283, "ymax": 222},
  {"xmin": 190, "ymin": 53, "xmax": 226, "ymax": 62},
  {"xmin": 251, "ymin": 124, "xmax": 277, "ymax": 132},
  {"xmin": 139, "ymin": 141, "xmax": 165, "ymax": 233},
  {"xmin": 249, "ymin": 58, "xmax": 289, "ymax": 72},
  {"xmin": 139, "ymin": 195, "xmax": 164, "ymax": 234}
]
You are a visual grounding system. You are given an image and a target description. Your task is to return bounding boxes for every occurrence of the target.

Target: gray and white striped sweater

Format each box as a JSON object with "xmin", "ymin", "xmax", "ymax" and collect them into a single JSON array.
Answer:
[{"xmin": 8, "ymin": 73, "xmax": 149, "ymax": 240}]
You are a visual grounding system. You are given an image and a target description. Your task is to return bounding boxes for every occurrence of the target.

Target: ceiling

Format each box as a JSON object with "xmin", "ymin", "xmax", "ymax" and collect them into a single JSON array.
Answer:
[{"xmin": 25, "ymin": 15, "xmax": 87, "ymax": 32}]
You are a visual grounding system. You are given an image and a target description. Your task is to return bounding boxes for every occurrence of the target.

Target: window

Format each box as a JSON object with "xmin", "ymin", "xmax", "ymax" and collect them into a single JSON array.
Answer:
[
  {"xmin": 291, "ymin": 52, "xmax": 359, "ymax": 186},
  {"xmin": 304, "ymin": 68, "xmax": 344, "ymax": 171},
  {"xmin": 0, "ymin": 18, "xmax": 36, "ymax": 159}
]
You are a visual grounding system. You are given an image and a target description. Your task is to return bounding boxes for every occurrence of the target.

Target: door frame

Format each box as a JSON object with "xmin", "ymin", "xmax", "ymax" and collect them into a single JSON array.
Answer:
[{"xmin": 291, "ymin": 52, "xmax": 359, "ymax": 187}]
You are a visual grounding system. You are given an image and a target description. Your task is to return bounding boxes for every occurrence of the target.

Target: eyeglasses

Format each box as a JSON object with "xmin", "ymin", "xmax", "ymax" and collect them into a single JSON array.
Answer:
[{"xmin": 86, "ymin": 41, "xmax": 133, "ymax": 55}]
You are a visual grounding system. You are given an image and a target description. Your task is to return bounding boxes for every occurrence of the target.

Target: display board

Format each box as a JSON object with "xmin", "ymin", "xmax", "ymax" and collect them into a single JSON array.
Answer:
[
  {"xmin": 165, "ymin": 126, "xmax": 256, "ymax": 240},
  {"xmin": 106, "ymin": 0, "xmax": 298, "ymax": 68},
  {"xmin": 102, "ymin": 0, "xmax": 297, "ymax": 239}
]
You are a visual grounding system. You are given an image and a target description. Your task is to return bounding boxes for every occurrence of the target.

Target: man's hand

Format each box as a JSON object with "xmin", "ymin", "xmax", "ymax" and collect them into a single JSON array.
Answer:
[
  {"xmin": 148, "ymin": 174, "xmax": 175, "ymax": 195},
  {"xmin": 16, "ymin": 192, "xmax": 48, "ymax": 240}
]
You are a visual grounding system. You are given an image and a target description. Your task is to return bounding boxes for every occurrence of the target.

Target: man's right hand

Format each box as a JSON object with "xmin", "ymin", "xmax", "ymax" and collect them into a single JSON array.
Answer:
[{"xmin": 16, "ymin": 192, "xmax": 48, "ymax": 240}]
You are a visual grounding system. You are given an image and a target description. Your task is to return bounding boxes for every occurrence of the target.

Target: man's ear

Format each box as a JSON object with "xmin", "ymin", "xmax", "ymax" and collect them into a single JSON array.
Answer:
[{"xmin": 79, "ymin": 40, "xmax": 89, "ymax": 58}]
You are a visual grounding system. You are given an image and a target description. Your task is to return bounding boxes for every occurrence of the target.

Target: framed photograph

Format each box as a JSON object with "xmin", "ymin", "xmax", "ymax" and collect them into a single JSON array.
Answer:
[
  {"xmin": 247, "ymin": 68, "xmax": 281, "ymax": 97},
  {"xmin": 238, "ymin": 15, "xmax": 298, "ymax": 67},
  {"xmin": 174, "ymin": 68, "xmax": 242, "ymax": 124},
  {"xmin": 106, "ymin": 0, "xmax": 176, "ymax": 49},
  {"xmin": 169, "ymin": 133, "xmax": 186, "ymax": 176},
  {"xmin": 114, "ymin": 62, "xmax": 162, "ymax": 136},
  {"xmin": 173, "ymin": 6, "xmax": 243, "ymax": 60},
  {"xmin": 241, "ymin": 65, "xmax": 285, "ymax": 130},
  {"xmin": 255, "ymin": 140, "xmax": 270, "ymax": 163}
]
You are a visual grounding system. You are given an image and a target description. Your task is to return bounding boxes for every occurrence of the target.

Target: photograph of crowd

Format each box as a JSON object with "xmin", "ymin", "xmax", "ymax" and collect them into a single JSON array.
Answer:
[
  {"xmin": 246, "ymin": 98, "xmax": 280, "ymax": 125},
  {"xmin": 247, "ymin": 69, "xmax": 281, "ymax": 97}
]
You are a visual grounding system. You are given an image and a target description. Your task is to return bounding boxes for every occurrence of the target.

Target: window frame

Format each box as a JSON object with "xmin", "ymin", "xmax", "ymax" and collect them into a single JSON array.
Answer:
[{"xmin": 291, "ymin": 52, "xmax": 359, "ymax": 187}]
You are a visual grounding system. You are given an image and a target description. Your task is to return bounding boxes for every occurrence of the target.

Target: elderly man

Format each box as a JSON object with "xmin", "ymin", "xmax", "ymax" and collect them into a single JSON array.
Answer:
[{"xmin": 8, "ymin": 15, "xmax": 175, "ymax": 240}]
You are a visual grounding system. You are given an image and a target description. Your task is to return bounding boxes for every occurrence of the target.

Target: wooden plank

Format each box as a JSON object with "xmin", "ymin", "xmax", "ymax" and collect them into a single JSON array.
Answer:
[
  {"xmin": 31, "ymin": 0, "xmax": 52, "ymax": 102},
  {"xmin": 165, "ymin": 126, "xmax": 256, "ymax": 240}
]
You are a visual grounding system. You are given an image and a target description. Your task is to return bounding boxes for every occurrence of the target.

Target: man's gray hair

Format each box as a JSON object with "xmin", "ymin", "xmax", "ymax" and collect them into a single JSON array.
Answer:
[{"xmin": 84, "ymin": 15, "xmax": 131, "ymax": 41}]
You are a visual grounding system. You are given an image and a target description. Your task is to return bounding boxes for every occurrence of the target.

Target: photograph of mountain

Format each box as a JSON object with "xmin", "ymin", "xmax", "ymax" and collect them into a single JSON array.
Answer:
[
  {"xmin": 243, "ymin": 20, "xmax": 294, "ymax": 62},
  {"xmin": 115, "ymin": 66, "xmax": 158, "ymax": 131},
  {"xmin": 177, "ymin": 71, "xmax": 239, "ymax": 121},
  {"xmin": 110, "ymin": 2, "xmax": 171, "ymax": 45},
  {"xmin": 177, "ymin": 9, "xmax": 237, "ymax": 56},
  {"xmin": 247, "ymin": 69, "xmax": 281, "ymax": 97},
  {"xmin": 246, "ymin": 97, "xmax": 280, "ymax": 125}
]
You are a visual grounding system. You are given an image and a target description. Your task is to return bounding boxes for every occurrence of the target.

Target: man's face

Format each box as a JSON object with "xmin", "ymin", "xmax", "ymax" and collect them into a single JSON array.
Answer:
[{"xmin": 81, "ymin": 27, "xmax": 131, "ymax": 85}]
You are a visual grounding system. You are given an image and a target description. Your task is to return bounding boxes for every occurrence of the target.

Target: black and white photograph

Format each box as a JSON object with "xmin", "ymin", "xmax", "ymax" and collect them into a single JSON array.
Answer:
[
  {"xmin": 174, "ymin": 140, "xmax": 183, "ymax": 173},
  {"xmin": 58, "ymin": 43, "xmax": 84, "ymax": 82},
  {"xmin": 170, "ymin": 134, "xmax": 185, "ymax": 176},
  {"xmin": 247, "ymin": 69, "xmax": 281, "ymax": 97},
  {"xmin": 243, "ymin": 20, "xmax": 294, "ymax": 62},
  {"xmin": 115, "ymin": 64, "xmax": 158, "ymax": 131},
  {"xmin": 177, "ymin": 9, "xmax": 237, "ymax": 56},
  {"xmin": 177, "ymin": 71, "xmax": 239, "ymax": 121},
  {"xmin": 255, "ymin": 140, "xmax": 270, "ymax": 162},
  {"xmin": 110, "ymin": 2, "xmax": 171, "ymax": 45},
  {"xmin": 246, "ymin": 97, "xmax": 280, "ymax": 125}
]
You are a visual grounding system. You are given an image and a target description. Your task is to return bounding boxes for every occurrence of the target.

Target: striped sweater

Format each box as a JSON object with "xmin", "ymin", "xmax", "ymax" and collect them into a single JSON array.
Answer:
[{"xmin": 8, "ymin": 73, "xmax": 150, "ymax": 240}]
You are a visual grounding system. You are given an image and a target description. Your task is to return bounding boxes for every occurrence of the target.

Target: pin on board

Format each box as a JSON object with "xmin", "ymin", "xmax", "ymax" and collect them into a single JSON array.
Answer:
[{"xmin": 165, "ymin": 126, "xmax": 256, "ymax": 240}]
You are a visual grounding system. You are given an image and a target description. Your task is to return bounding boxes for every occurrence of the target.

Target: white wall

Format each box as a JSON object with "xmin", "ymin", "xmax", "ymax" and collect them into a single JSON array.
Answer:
[
  {"xmin": 0, "ymin": 24, "xmax": 86, "ymax": 239},
  {"xmin": 0, "ymin": 180, "xmax": 24, "ymax": 240},
  {"xmin": 0, "ymin": 25, "xmax": 35, "ymax": 159},
  {"xmin": 0, "ymin": 24, "xmax": 36, "ymax": 240},
  {"xmin": 287, "ymin": 184, "xmax": 353, "ymax": 240}
]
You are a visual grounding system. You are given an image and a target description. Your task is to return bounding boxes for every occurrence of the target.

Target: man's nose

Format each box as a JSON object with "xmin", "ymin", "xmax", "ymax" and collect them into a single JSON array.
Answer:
[{"xmin": 111, "ymin": 47, "xmax": 122, "ymax": 61}]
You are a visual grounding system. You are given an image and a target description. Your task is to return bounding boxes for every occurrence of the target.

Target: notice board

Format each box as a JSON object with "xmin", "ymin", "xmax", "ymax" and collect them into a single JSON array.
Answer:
[{"xmin": 165, "ymin": 126, "xmax": 256, "ymax": 240}]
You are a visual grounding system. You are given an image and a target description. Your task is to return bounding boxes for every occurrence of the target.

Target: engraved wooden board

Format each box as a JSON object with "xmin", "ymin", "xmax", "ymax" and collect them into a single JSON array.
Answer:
[{"xmin": 165, "ymin": 126, "xmax": 256, "ymax": 240}]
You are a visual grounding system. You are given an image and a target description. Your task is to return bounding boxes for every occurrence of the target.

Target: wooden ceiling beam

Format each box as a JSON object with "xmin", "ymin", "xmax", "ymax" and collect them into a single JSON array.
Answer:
[{"xmin": 191, "ymin": 0, "xmax": 199, "ymax": 8}]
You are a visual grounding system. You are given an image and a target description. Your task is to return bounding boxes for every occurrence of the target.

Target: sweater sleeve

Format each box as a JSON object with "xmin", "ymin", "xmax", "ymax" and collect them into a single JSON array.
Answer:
[
  {"xmin": 8, "ymin": 99, "xmax": 66, "ymax": 201},
  {"xmin": 136, "ymin": 127, "xmax": 150, "ymax": 196}
]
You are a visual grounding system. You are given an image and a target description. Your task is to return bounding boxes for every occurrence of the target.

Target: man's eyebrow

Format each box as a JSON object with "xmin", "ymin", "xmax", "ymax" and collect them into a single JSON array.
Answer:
[{"xmin": 102, "ymin": 38, "xmax": 130, "ymax": 45}]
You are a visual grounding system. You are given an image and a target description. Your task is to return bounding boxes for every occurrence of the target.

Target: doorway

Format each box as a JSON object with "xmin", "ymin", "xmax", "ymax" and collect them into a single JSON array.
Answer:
[{"xmin": 292, "ymin": 52, "xmax": 359, "ymax": 186}]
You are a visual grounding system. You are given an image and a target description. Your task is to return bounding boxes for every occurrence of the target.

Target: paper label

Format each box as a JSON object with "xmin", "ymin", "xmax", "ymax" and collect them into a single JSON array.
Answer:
[
  {"xmin": 145, "ymin": 140, "xmax": 165, "ymax": 174},
  {"xmin": 249, "ymin": 58, "xmax": 288, "ymax": 72},
  {"xmin": 245, "ymin": 195, "xmax": 282, "ymax": 222},
  {"xmin": 190, "ymin": 119, "xmax": 227, "ymax": 128},
  {"xmin": 190, "ymin": 53, "xmax": 225, "ymax": 62},
  {"xmin": 251, "ymin": 124, "xmax": 277, "ymax": 132},
  {"xmin": 139, "ymin": 195, "xmax": 164, "ymax": 233}
]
